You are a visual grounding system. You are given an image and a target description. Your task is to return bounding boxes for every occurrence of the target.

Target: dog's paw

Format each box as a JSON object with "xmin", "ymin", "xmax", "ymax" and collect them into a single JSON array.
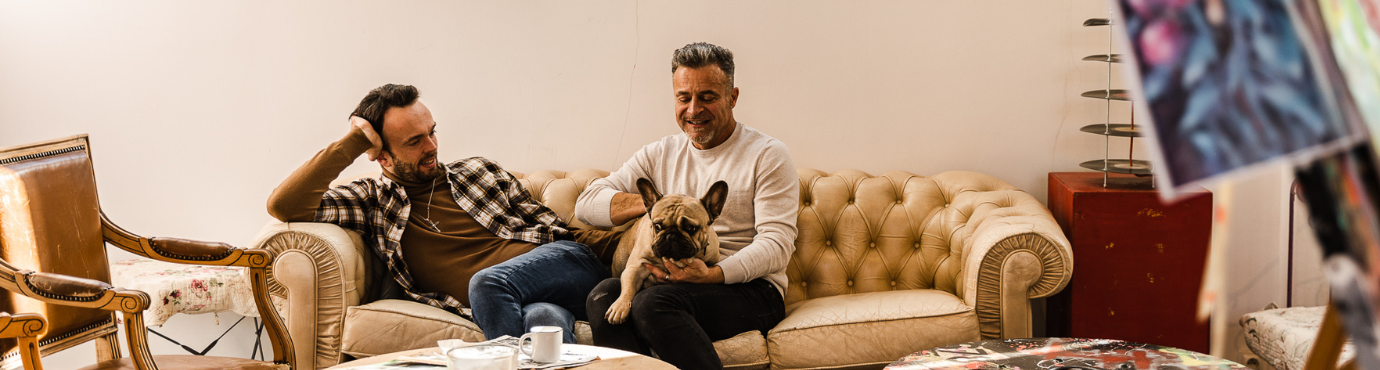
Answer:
[{"xmin": 606, "ymin": 298, "xmax": 633, "ymax": 324}]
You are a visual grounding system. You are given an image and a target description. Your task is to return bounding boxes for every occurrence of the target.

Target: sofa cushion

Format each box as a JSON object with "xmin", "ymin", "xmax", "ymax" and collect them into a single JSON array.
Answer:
[
  {"xmin": 1241, "ymin": 306, "xmax": 1354, "ymax": 370},
  {"xmin": 767, "ymin": 289, "xmax": 979, "ymax": 370},
  {"xmin": 341, "ymin": 299, "xmax": 766, "ymax": 368},
  {"xmin": 715, "ymin": 331, "xmax": 770, "ymax": 370},
  {"xmin": 341, "ymin": 299, "xmax": 486, "ymax": 357},
  {"xmin": 341, "ymin": 299, "xmax": 607, "ymax": 355}
]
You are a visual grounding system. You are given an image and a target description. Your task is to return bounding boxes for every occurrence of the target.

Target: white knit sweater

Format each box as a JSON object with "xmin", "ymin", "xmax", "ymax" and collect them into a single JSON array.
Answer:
[{"xmin": 575, "ymin": 123, "xmax": 800, "ymax": 297}]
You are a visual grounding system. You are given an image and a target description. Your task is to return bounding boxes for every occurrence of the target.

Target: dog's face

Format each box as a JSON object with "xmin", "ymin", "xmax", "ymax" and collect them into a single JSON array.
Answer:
[{"xmin": 635, "ymin": 178, "xmax": 729, "ymax": 260}]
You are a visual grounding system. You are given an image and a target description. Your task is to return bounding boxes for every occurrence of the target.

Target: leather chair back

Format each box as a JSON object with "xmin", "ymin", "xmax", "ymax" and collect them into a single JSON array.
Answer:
[{"xmin": 0, "ymin": 135, "xmax": 117, "ymax": 359}]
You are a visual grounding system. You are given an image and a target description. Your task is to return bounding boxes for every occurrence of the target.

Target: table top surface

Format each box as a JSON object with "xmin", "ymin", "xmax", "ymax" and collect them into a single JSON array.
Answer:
[
  {"xmin": 326, "ymin": 343, "xmax": 675, "ymax": 370},
  {"xmin": 885, "ymin": 337, "xmax": 1248, "ymax": 370}
]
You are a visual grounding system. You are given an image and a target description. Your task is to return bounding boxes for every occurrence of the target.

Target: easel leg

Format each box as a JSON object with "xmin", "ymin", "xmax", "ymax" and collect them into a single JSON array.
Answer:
[{"xmin": 1305, "ymin": 303, "xmax": 1347, "ymax": 370}]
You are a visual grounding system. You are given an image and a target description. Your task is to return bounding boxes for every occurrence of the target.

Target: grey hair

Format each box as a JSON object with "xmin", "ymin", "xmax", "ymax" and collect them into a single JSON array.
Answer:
[{"xmin": 671, "ymin": 42, "xmax": 735, "ymax": 87}]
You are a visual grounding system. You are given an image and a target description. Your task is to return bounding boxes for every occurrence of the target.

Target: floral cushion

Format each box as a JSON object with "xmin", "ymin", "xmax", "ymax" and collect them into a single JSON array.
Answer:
[
  {"xmin": 1240, "ymin": 306, "xmax": 1354, "ymax": 370},
  {"xmin": 111, "ymin": 258, "xmax": 259, "ymax": 326}
]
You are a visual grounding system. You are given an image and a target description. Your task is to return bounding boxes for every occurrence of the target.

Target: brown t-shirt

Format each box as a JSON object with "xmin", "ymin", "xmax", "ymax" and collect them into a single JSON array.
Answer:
[
  {"xmin": 390, "ymin": 172, "xmax": 538, "ymax": 306},
  {"xmin": 268, "ymin": 127, "xmax": 621, "ymax": 307}
]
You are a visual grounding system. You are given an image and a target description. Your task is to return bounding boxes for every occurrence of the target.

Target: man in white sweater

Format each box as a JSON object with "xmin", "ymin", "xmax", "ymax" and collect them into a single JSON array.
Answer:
[{"xmin": 576, "ymin": 42, "xmax": 799, "ymax": 370}]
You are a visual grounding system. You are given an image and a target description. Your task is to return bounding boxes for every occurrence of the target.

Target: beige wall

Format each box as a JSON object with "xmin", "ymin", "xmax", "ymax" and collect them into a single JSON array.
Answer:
[{"xmin": 0, "ymin": 0, "xmax": 1292, "ymax": 366}]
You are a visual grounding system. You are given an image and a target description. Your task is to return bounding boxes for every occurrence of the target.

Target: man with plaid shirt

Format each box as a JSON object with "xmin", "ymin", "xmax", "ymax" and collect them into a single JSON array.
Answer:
[{"xmin": 268, "ymin": 84, "xmax": 619, "ymax": 343}]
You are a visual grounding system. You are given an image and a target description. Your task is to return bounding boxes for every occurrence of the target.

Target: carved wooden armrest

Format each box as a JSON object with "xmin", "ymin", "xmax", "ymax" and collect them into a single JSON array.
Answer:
[
  {"xmin": 0, "ymin": 267, "xmax": 151, "ymax": 314},
  {"xmin": 100, "ymin": 212, "xmax": 271, "ymax": 269},
  {"xmin": 147, "ymin": 237, "xmax": 235, "ymax": 261},
  {"xmin": 0, "ymin": 311, "xmax": 47, "ymax": 370},
  {"xmin": 0, "ymin": 312, "xmax": 47, "ymax": 339},
  {"xmin": 27, "ymin": 272, "xmax": 113, "ymax": 300},
  {"xmin": 0, "ymin": 264, "xmax": 166, "ymax": 369}
]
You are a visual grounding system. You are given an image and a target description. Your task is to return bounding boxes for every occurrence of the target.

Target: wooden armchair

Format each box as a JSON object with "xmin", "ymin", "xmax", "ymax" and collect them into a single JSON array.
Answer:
[
  {"xmin": 0, "ymin": 311, "xmax": 48, "ymax": 370},
  {"xmin": 0, "ymin": 135, "xmax": 294, "ymax": 370}
]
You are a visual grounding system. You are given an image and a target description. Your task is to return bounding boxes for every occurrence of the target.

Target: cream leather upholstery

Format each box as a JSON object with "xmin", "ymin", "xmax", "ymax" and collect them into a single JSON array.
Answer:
[{"xmin": 253, "ymin": 169, "xmax": 1072, "ymax": 370}]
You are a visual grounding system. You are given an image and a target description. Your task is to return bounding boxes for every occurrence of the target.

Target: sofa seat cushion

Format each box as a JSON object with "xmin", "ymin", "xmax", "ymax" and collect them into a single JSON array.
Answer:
[
  {"xmin": 767, "ymin": 289, "xmax": 979, "ymax": 370},
  {"xmin": 1241, "ymin": 306, "xmax": 1354, "ymax": 370},
  {"xmin": 343, "ymin": 299, "xmax": 604, "ymax": 357},
  {"xmin": 341, "ymin": 299, "xmax": 487, "ymax": 357},
  {"xmin": 340, "ymin": 299, "xmax": 766, "ymax": 368},
  {"xmin": 715, "ymin": 330, "xmax": 770, "ymax": 370}
]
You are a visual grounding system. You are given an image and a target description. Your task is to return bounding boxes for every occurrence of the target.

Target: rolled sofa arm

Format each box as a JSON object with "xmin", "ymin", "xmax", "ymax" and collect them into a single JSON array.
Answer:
[
  {"xmin": 959, "ymin": 207, "xmax": 1073, "ymax": 340},
  {"xmin": 252, "ymin": 222, "xmax": 368, "ymax": 370}
]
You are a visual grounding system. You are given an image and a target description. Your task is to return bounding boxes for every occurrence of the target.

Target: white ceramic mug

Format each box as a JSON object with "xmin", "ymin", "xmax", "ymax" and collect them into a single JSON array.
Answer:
[
  {"xmin": 446, "ymin": 344, "xmax": 516, "ymax": 370},
  {"xmin": 519, "ymin": 326, "xmax": 563, "ymax": 363}
]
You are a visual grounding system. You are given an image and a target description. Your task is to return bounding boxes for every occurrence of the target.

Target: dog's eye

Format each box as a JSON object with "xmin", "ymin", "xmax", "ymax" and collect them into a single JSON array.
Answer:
[
  {"xmin": 684, "ymin": 225, "xmax": 698, "ymax": 233},
  {"xmin": 653, "ymin": 223, "xmax": 663, "ymax": 231}
]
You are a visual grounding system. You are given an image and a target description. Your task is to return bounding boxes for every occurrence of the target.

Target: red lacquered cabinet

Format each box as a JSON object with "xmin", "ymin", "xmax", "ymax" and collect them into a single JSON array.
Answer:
[{"xmin": 1045, "ymin": 172, "xmax": 1213, "ymax": 352}]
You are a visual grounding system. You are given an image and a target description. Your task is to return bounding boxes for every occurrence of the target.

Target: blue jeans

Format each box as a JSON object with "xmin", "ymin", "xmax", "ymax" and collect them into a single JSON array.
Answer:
[{"xmin": 468, "ymin": 240, "xmax": 608, "ymax": 343}]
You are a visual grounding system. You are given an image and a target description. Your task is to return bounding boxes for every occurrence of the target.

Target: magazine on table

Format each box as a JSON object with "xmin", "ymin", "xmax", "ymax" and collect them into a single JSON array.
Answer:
[{"xmin": 378, "ymin": 336, "xmax": 598, "ymax": 369}]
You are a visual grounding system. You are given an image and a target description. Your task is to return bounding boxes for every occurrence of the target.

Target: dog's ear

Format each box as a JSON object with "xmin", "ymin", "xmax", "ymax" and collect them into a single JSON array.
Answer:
[
  {"xmin": 701, "ymin": 181, "xmax": 729, "ymax": 224},
  {"xmin": 635, "ymin": 178, "xmax": 663, "ymax": 212}
]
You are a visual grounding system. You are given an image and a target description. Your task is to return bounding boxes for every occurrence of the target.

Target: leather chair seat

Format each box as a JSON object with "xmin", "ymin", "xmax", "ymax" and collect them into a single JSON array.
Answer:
[
  {"xmin": 77, "ymin": 356, "xmax": 288, "ymax": 370},
  {"xmin": 766, "ymin": 289, "xmax": 980, "ymax": 370}
]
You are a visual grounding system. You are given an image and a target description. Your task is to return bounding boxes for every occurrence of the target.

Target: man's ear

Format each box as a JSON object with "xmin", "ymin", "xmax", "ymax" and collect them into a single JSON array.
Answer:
[
  {"xmin": 376, "ymin": 149, "xmax": 393, "ymax": 167},
  {"xmin": 700, "ymin": 181, "xmax": 729, "ymax": 225},
  {"xmin": 635, "ymin": 178, "xmax": 663, "ymax": 212},
  {"xmin": 727, "ymin": 87, "xmax": 739, "ymax": 109}
]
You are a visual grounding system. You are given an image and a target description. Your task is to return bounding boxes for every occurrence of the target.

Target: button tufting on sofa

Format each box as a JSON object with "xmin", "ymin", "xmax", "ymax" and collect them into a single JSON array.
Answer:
[{"xmin": 257, "ymin": 168, "xmax": 1073, "ymax": 370}]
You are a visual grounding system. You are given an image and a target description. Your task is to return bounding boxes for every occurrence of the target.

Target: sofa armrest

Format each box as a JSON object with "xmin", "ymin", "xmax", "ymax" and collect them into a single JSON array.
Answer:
[
  {"xmin": 959, "ymin": 210, "xmax": 1072, "ymax": 339},
  {"xmin": 252, "ymin": 222, "xmax": 368, "ymax": 370}
]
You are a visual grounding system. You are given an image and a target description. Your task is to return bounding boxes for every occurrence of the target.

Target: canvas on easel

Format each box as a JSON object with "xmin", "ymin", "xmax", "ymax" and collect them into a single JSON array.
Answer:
[{"xmin": 1114, "ymin": 0, "xmax": 1380, "ymax": 366}]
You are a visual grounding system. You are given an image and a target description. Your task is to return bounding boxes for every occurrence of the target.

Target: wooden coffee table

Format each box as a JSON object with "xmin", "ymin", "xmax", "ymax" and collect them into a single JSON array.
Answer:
[{"xmin": 326, "ymin": 343, "xmax": 675, "ymax": 369}]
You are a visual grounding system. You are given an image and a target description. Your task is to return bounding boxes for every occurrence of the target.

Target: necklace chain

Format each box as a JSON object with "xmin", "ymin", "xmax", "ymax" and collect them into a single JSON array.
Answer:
[{"xmin": 418, "ymin": 176, "xmax": 442, "ymax": 232}]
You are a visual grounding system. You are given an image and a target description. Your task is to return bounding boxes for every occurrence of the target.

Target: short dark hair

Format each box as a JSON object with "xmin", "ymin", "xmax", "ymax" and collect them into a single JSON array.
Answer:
[
  {"xmin": 671, "ymin": 42, "xmax": 735, "ymax": 88},
  {"xmin": 351, "ymin": 84, "xmax": 420, "ymax": 152}
]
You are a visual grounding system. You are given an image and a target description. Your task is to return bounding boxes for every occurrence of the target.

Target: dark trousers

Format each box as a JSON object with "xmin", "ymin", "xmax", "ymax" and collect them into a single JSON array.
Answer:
[{"xmin": 585, "ymin": 278, "xmax": 785, "ymax": 370}]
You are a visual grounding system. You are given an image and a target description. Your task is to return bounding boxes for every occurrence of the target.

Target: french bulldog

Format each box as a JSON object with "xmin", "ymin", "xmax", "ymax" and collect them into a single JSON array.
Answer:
[{"xmin": 605, "ymin": 178, "xmax": 728, "ymax": 324}]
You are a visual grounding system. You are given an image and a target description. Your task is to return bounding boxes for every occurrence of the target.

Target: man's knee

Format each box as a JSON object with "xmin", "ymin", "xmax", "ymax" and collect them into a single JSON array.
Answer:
[
  {"xmin": 523, "ymin": 302, "xmax": 574, "ymax": 325},
  {"xmin": 587, "ymin": 278, "xmax": 621, "ymax": 307},
  {"xmin": 629, "ymin": 285, "xmax": 683, "ymax": 318},
  {"xmin": 546, "ymin": 240, "xmax": 596, "ymax": 260},
  {"xmin": 469, "ymin": 267, "xmax": 508, "ymax": 293}
]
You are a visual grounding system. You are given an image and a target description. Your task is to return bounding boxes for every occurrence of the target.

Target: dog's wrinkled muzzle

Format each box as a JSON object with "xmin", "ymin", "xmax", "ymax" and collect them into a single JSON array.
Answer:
[{"xmin": 655, "ymin": 233, "xmax": 700, "ymax": 260}]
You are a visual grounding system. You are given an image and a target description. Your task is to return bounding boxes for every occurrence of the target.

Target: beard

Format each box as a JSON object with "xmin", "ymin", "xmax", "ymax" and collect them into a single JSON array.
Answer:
[
  {"xmin": 388, "ymin": 153, "xmax": 442, "ymax": 183},
  {"xmin": 682, "ymin": 115, "xmax": 726, "ymax": 147},
  {"xmin": 689, "ymin": 128, "xmax": 716, "ymax": 146}
]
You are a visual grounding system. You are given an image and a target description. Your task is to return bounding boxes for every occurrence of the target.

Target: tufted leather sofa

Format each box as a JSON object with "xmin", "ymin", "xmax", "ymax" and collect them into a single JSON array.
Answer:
[{"xmin": 252, "ymin": 168, "xmax": 1073, "ymax": 370}]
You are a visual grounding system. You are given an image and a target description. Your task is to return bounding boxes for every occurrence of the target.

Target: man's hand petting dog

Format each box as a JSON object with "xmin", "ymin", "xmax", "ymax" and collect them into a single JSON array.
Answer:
[{"xmin": 642, "ymin": 258, "xmax": 724, "ymax": 284}]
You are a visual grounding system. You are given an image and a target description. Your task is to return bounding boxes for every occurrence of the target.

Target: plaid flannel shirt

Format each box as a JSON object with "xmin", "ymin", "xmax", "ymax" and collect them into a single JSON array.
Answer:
[{"xmin": 313, "ymin": 157, "xmax": 570, "ymax": 318}]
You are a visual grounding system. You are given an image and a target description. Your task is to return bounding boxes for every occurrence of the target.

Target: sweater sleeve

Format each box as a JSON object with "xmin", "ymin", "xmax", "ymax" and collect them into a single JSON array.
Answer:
[
  {"xmin": 266, "ymin": 126, "xmax": 375, "ymax": 222},
  {"xmin": 575, "ymin": 141, "xmax": 661, "ymax": 227},
  {"xmin": 716, "ymin": 140, "xmax": 800, "ymax": 285}
]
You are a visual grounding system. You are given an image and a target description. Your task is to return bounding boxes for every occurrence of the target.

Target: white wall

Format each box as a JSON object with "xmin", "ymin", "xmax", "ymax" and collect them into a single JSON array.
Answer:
[{"xmin": 0, "ymin": 0, "xmax": 1292, "ymax": 366}]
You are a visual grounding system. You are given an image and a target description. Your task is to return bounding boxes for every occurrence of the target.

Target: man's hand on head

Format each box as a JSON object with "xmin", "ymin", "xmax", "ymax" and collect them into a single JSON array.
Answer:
[
  {"xmin": 351, "ymin": 116, "xmax": 384, "ymax": 162},
  {"xmin": 643, "ymin": 258, "xmax": 725, "ymax": 284}
]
